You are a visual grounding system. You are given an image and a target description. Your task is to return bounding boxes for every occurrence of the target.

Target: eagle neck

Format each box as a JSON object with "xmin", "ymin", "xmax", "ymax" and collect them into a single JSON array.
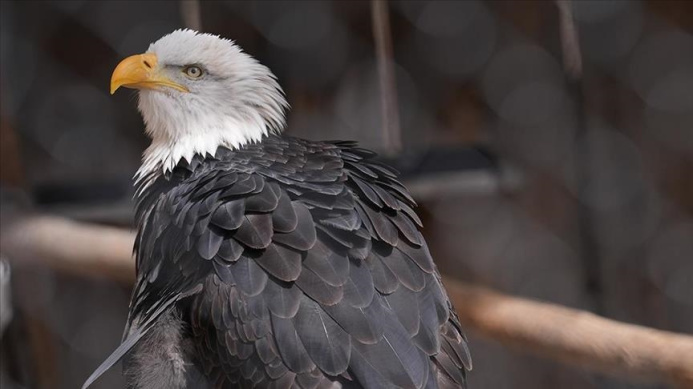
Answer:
[{"xmin": 134, "ymin": 120, "xmax": 270, "ymax": 191}]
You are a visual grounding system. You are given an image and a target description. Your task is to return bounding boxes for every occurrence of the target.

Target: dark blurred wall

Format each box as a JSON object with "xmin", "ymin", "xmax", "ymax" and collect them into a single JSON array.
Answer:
[{"xmin": 1, "ymin": 1, "xmax": 691, "ymax": 389}]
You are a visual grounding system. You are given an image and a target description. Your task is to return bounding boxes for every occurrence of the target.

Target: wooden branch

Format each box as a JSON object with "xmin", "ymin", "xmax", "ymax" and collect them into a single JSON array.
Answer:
[
  {"xmin": 1, "ymin": 215, "xmax": 135, "ymax": 283},
  {"xmin": 443, "ymin": 281, "xmax": 693, "ymax": 388},
  {"xmin": 2, "ymin": 215, "xmax": 693, "ymax": 387}
]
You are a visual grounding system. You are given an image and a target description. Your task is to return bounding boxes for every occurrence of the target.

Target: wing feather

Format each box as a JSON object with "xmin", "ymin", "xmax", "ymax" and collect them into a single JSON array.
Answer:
[
  {"xmin": 293, "ymin": 296, "xmax": 351, "ymax": 376},
  {"xmin": 302, "ymin": 241, "xmax": 349, "ymax": 287},
  {"xmin": 254, "ymin": 243, "xmax": 302, "ymax": 282},
  {"xmin": 272, "ymin": 201, "xmax": 317, "ymax": 250},
  {"xmin": 270, "ymin": 313, "xmax": 315, "ymax": 374},
  {"xmin": 349, "ymin": 297, "xmax": 429, "ymax": 389},
  {"xmin": 295, "ymin": 266, "xmax": 344, "ymax": 306},
  {"xmin": 229, "ymin": 257, "xmax": 268, "ymax": 297},
  {"xmin": 264, "ymin": 279, "xmax": 302, "ymax": 319}
]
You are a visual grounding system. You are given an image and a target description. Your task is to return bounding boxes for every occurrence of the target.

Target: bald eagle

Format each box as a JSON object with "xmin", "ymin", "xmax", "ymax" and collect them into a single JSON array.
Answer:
[{"xmin": 83, "ymin": 29, "xmax": 470, "ymax": 389}]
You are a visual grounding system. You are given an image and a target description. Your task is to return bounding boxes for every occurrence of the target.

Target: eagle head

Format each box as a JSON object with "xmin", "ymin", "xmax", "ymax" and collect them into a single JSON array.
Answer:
[{"xmin": 111, "ymin": 29, "xmax": 288, "ymax": 176}]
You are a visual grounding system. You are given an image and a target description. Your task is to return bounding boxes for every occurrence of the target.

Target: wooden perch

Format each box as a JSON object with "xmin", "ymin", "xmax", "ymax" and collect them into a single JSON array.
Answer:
[
  {"xmin": 444, "ymin": 281, "xmax": 693, "ymax": 388},
  {"xmin": 1, "ymin": 215, "xmax": 693, "ymax": 387},
  {"xmin": 1, "ymin": 214, "xmax": 135, "ymax": 283}
]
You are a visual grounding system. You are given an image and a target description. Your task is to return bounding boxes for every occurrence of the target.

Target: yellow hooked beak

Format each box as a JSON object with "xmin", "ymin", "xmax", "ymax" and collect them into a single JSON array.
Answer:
[{"xmin": 110, "ymin": 53, "xmax": 189, "ymax": 95}]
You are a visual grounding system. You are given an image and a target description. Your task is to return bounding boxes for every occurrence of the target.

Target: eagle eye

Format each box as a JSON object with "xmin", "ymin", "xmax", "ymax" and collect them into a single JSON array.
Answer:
[{"xmin": 183, "ymin": 65, "xmax": 203, "ymax": 79}]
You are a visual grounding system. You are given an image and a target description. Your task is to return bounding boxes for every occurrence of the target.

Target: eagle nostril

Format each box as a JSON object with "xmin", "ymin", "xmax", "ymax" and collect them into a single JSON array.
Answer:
[{"xmin": 143, "ymin": 60, "xmax": 152, "ymax": 69}]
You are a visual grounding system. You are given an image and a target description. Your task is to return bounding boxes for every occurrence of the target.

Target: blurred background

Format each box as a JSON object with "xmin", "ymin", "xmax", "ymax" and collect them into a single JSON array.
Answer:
[{"xmin": 1, "ymin": 0, "xmax": 692, "ymax": 388}]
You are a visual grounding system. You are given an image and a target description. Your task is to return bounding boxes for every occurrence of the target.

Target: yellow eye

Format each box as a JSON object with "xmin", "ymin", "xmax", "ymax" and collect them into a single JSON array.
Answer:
[{"xmin": 183, "ymin": 66, "xmax": 203, "ymax": 79}]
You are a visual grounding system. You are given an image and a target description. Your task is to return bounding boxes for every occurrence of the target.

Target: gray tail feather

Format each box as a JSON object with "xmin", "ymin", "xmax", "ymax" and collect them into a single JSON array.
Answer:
[
  {"xmin": 82, "ymin": 284, "xmax": 204, "ymax": 388},
  {"xmin": 81, "ymin": 327, "xmax": 150, "ymax": 389},
  {"xmin": 81, "ymin": 294, "xmax": 184, "ymax": 388}
]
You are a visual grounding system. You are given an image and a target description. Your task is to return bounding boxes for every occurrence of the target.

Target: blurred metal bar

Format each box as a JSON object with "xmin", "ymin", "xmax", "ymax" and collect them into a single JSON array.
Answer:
[
  {"xmin": 556, "ymin": 0, "xmax": 582, "ymax": 79},
  {"xmin": 0, "ymin": 258, "xmax": 10, "ymax": 335},
  {"xmin": 180, "ymin": 0, "xmax": 202, "ymax": 31},
  {"xmin": 555, "ymin": 0, "xmax": 604, "ymax": 315},
  {"xmin": 371, "ymin": 0, "xmax": 402, "ymax": 155},
  {"xmin": 3, "ymin": 214, "xmax": 693, "ymax": 387}
]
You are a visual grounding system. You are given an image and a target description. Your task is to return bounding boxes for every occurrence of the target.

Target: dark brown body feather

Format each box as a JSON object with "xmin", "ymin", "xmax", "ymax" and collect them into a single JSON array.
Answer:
[{"xmin": 125, "ymin": 135, "xmax": 470, "ymax": 388}]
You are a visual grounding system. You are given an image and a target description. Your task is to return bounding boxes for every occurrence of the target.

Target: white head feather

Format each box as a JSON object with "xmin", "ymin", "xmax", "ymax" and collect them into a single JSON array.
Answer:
[{"xmin": 134, "ymin": 29, "xmax": 289, "ymax": 182}]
